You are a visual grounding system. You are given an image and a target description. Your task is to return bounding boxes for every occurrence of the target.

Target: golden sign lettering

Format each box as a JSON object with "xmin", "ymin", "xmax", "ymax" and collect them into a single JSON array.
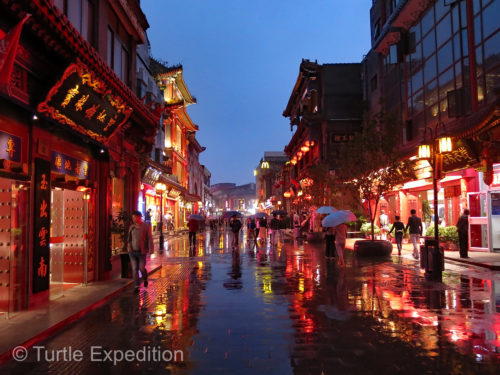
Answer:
[
  {"xmin": 61, "ymin": 85, "xmax": 80, "ymax": 108},
  {"xmin": 6, "ymin": 137, "xmax": 15, "ymax": 158},
  {"xmin": 96, "ymin": 110, "xmax": 107, "ymax": 123},
  {"xmin": 75, "ymin": 94, "xmax": 89, "ymax": 111},
  {"xmin": 55, "ymin": 155, "xmax": 62, "ymax": 169},
  {"xmin": 85, "ymin": 104, "xmax": 99, "ymax": 119}
]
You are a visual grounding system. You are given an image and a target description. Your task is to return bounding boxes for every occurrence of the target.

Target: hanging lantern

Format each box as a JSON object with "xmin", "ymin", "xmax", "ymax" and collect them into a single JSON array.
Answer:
[
  {"xmin": 301, "ymin": 145, "xmax": 310, "ymax": 152},
  {"xmin": 291, "ymin": 158, "xmax": 297, "ymax": 165},
  {"xmin": 305, "ymin": 140, "xmax": 310, "ymax": 147},
  {"xmin": 284, "ymin": 191, "xmax": 291, "ymax": 198},
  {"xmin": 418, "ymin": 144, "xmax": 430, "ymax": 159},
  {"xmin": 438, "ymin": 136, "xmax": 452, "ymax": 153}
]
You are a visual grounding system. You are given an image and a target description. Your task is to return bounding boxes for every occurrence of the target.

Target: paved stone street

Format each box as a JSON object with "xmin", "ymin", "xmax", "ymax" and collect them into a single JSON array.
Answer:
[{"xmin": 2, "ymin": 230, "xmax": 500, "ymax": 374}]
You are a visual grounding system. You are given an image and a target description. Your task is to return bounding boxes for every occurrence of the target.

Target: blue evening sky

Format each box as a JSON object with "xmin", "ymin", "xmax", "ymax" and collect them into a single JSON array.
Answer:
[{"xmin": 142, "ymin": 0, "xmax": 372, "ymax": 185}]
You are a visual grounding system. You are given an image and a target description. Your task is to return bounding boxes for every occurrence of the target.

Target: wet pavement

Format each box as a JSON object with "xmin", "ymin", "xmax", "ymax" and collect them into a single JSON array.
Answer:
[{"xmin": 2, "ymin": 229, "xmax": 500, "ymax": 374}]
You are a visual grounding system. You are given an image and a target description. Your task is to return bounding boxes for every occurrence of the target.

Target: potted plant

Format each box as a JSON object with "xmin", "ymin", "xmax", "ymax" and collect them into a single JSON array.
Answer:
[
  {"xmin": 110, "ymin": 208, "xmax": 132, "ymax": 277},
  {"xmin": 360, "ymin": 223, "xmax": 380, "ymax": 239},
  {"xmin": 425, "ymin": 225, "xmax": 459, "ymax": 250},
  {"xmin": 337, "ymin": 111, "xmax": 416, "ymax": 257}
]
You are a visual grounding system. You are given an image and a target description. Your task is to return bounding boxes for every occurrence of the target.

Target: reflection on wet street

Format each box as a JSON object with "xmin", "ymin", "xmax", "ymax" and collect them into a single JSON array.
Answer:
[{"xmin": 3, "ymin": 229, "xmax": 500, "ymax": 374}]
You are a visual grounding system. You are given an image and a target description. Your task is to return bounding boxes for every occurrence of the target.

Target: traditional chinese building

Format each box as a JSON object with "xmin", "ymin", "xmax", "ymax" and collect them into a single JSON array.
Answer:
[
  {"xmin": 282, "ymin": 60, "xmax": 363, "ymax": 215},
  {"xmin": 186, "ymin": 132, "xmax": 205, "ymax": 214},
  {"xmin": 154, "ymin": 63, "xmax": 199, "ymax": 229},
  {"xmin": 254, "ymin": 151, "xmax": 289, "ymax": 210},
  {"xmin": 0, "ymin": 0, "xmax": 159, "ymax": 314},
  {"xmin": 367, "ymin": 0, "xmax": 500, "ymax": 251}
]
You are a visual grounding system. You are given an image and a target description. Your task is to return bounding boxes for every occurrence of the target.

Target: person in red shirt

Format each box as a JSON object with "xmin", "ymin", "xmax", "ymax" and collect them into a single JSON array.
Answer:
[{"xmin": 188, "ymin": 218, "xmax": 199, "ymax": 248}]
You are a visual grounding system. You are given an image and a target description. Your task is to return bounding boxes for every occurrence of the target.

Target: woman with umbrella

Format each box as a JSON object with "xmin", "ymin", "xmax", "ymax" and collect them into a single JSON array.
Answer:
[{"xmin": 322, "ymin": 210, "xmax": 356, "ymax": 267}]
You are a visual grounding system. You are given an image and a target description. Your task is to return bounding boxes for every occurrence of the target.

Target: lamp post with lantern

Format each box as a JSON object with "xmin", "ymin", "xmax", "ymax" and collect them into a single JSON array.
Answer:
[
  {"xmin": 155, "ymin": 182, "xmax": 167, "ymax": 251},
  {"xmin": 417, "ymin": 124, "xmax": 453, "ymax": 281}
]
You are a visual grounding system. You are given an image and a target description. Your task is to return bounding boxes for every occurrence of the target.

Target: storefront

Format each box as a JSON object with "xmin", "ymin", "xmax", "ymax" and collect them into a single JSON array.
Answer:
[
  {"xmin": 468, "ymin": 165, "xmax": 500, "ymax": 252},
  {"xmin": 0, "ymin": 119, "xmax": 30, "ymax": 317}
]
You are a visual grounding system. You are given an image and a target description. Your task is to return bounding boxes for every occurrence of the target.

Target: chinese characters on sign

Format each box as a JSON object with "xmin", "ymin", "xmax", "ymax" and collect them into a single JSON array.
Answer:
[
  {"xmin": 0, "ymin": 130, "xmax": 21, "ymax": 162},
  {"xmin": 37, "ymin": 62, "xmax": 133, "ymax": 144},
  {"xmin": 51, "ymin": 151, "xmax": 90, "ymax": 179},
  {"xmin": 33, "ymin": 158, "xmax": 51, "ymax": 293},
  {"xmin": 442, "ymin": 139, "xmax": 478, "ymax": 173}
]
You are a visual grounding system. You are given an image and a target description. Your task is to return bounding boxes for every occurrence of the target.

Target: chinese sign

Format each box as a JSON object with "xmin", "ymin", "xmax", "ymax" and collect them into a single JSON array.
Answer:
[
  {"xmin": 33, "ymin": 158, "xmax": 51, "ymax": 293},
  {"xmin": 442, "ymin": 139, "xmax": 478, "ymax": 173},
  {"xmin": 37, "ymin": 62, "xmax": 133, "ymax": 144},
  {"xmin": 0, "ymin": 130, "xmax": 21, "ymax": 162},
  {"xmin": 51, "ymin": 151, "xmax": 90, "ymax": 179}
]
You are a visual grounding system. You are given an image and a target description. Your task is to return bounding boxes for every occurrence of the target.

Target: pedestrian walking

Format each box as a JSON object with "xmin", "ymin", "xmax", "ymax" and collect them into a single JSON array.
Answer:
[
  {"xmin": 379, "ymin": 210, "xmax": 389, "ymax": 239},
  {"xmin": 230, "ymin": 214, "xmax": 242, "ymax": 248},
  {"xmin": 270, "ymin": 213, "xmax": 283, "ymax": 247},
  {"xmin": 187, "ymin": 217, "xmax": 199, "ymax": 248},
  {"xmin": 334, "ymin": 223, "xmax": 347, "ymax": 267},
  {"xmin": 456, "ymin": 209, "xmax": 470, "ymax": 258},
  {"xmin": 258, "ymin": 216, "xmax": 268, "ymax": 242},
  {"xmin": 293, "ymin": 212, "xmax": 301, "ymax": 238},
  {"xmin": 388, "ymin": 215, "xmax": 405, "ymax": 255},
  {"xmin": 127, "ymin": 211, "xmax": 153, "ymax": 291},
  {"xmin": 145, "ymin": 208, "xmax": 152, "ymax": 223},
  {"xmin": 324, "ymin": 226, "xmax": 336, "ymax": 259},
  {"xmin": 405, "ymin": 209, "xmax": 423, "ymax": 259},
  {"xmin": 247, "ymin": 217, "xmax": 257, "ymax": 242}
]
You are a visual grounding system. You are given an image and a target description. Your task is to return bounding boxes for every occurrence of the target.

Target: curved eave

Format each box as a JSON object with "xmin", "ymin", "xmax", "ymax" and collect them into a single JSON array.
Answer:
[{"xmin": 157, "ymin": 69, "xmax": 196, "ymax": 105}]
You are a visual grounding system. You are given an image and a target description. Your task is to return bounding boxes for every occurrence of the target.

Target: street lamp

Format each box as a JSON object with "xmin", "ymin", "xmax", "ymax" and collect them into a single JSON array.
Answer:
[
  {"xmin": 417, "ymin": 124, "xmax": 453, "ymax": 281},
  {"xmin": 155, "ymin": 182, "xmax": 167, "ymax": 251}
]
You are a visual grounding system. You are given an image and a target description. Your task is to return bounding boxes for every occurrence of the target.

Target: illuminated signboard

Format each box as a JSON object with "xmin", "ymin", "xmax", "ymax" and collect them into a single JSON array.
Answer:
[
  {"xmin": 51, "ymin": 151, "xmax": 90, "ymax": 179},
  {"xmin": 0, "ymin": 130, "xmax": 21, "ymax": 162},
  {"xmin": 33, "ymin": 158, "xmax": 51, "ymax": 293},
  {"xmin": 37, "ymin": 62, "xmax": 132, "ymax": 144},
  {"xmin": 442, "ymin": 139, "xmax": 478, "ymax": 173}
]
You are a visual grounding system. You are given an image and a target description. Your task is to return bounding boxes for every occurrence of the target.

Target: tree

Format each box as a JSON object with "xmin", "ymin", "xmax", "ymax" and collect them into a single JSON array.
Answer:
[
  {"xmin": 336, "ymin": 111, "xmax": 416, "ymax": 241},
  {"xmin": 302, "ymin": 163, "xmax": 337, "ymax": 208}
]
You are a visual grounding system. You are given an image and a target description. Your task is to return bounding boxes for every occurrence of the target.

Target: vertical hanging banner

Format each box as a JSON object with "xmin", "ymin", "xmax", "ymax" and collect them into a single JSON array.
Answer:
[{"xmin": 33, "ymin": 158, "xmax": 51, "ymax": 293}]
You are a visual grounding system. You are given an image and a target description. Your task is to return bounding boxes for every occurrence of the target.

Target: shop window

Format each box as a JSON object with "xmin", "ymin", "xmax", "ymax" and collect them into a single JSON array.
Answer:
[
  {"xmin": 404, "ymin": 119, "xmax": 414, "ymax": 142},
  {"xmin": 447, "ymin": 87, "xmax": 465, "ymax": 117},
  {"xmin": 107, "ymin": 27, "xmax": 129, "ymax": 84},
  {"xmin": 436, "ymin": 13, "xmax": 452, "ymax": 47},
  {"xmin": 422, "ymin": 30, "xmax": 436, "ymax": 61},
  {"xmin": 484, "ymin": 30, "xmax": 500, "ymax": 72},
  {"xmin": 482, "ymin": 0, "xmax": 500, "ymax": 40},
  {"xmin": 54, "ymin": 0, "xmax": 94, "ymax": 45},
  {"xmin": 423, "ymin": 55, "xmax": 437, "ymax": 83},
  {"xmin": 437, "ymin": 40, "xmax": 453, "ymax": 74}
]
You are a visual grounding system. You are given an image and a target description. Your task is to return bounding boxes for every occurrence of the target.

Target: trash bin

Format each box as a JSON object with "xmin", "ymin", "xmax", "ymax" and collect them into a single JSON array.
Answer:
[
  {"xmin": 420, "ymin": 237, "xmax": 444, "ymax": 282},
  {"xmin": 120, "ymin": 252, "xmax": 132, "ymax": 278}
]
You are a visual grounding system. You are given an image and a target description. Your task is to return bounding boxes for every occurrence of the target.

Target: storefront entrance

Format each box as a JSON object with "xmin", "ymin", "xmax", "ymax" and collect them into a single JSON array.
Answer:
[
  {"xmin": 0, "ymin": 178, "xmax": 29, "ymax": 317},
  {"xmin": 50, "ymin": 188, "xmax": 89, "ymax": 300},
  {"xmin": 468, "ymin": 192, "xmax": 489, "ymax": 252}
]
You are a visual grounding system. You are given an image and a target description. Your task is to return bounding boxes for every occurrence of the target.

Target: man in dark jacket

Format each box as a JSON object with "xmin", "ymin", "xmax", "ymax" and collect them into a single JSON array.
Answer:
[
  {"xmin": 405, "ymin": 209, "xmax": 422, "ymax": 260},
  {"xmin": 187, "ymin": 217, "xmax": 199, "ymax": 248},
  {"xmin": 230, "ymin": 215, "xmax": 242, "ymax": 248},
  {"xmin": 456, "ymin": 209, "xmax": 470, "ymax": 258}
]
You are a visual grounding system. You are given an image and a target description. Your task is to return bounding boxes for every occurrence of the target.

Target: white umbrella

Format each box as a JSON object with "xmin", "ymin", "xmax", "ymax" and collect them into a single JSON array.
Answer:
[
  {"xmin": 315, "ymin": 206, "xmax": 338, "ymax": 215},
  {"xmin": 321, "ymin": 210, "xmax": 357, "ymax": 227}
]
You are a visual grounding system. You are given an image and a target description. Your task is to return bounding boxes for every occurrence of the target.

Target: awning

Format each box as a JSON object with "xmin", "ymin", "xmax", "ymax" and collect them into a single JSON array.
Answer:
[
  {"xmin": 184, "ymin": 193, "xmax": 202, "ymax": 202},
  {"xmin": 401, "ymin": 179, "xmax": 433, "ymax": 191}
]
